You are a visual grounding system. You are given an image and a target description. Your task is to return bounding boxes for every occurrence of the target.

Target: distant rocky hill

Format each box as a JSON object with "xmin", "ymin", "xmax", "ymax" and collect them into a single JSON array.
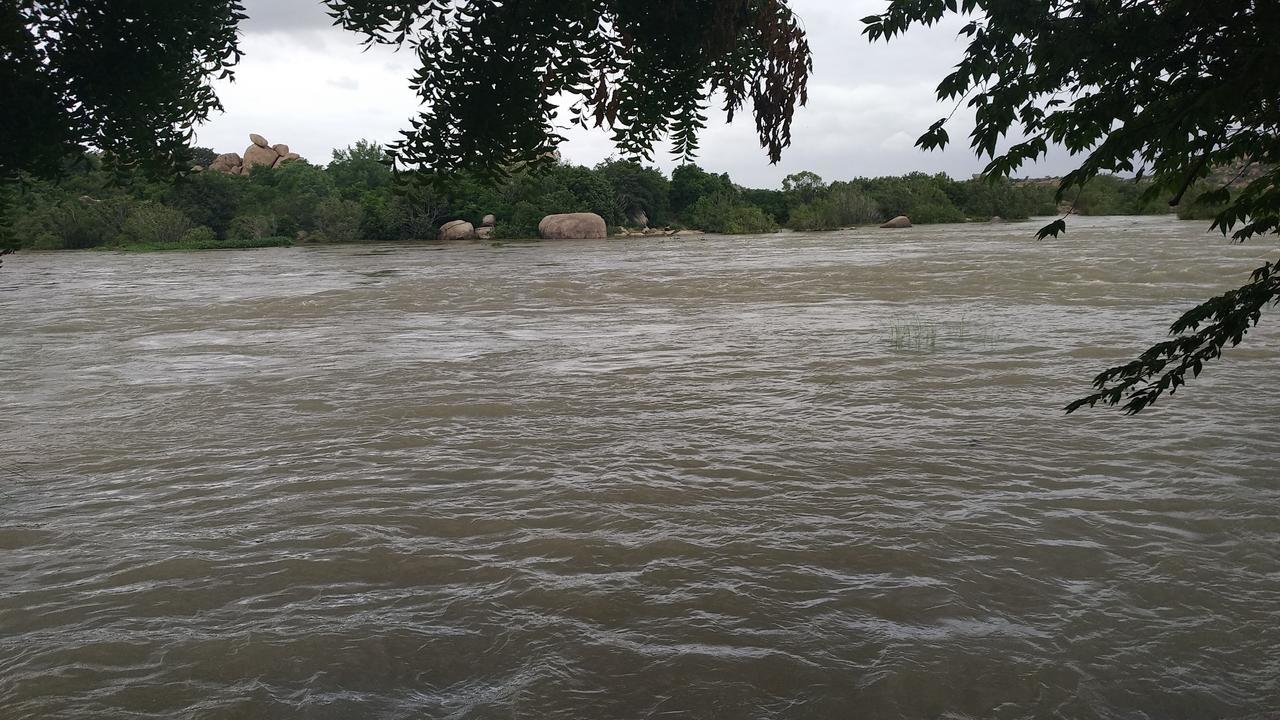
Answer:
[{"xmin": 206, "ymin": 133, "xmax": 302, "ymax": 175}]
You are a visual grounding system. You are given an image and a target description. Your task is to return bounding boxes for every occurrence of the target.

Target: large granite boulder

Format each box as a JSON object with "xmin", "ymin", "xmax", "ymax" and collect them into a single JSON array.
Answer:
[
  {"xmin": 439, "ymin": 220, "xmax": 476, "ymax": 241},
  {"xmin": 880, "ymin": 215, "xmax": 912, "ymax": 229},
  {"xmin": 249, "ymin": 133, "xmax": 270, "ymax": 148},
  {"xmin": 272, "ymin": 143, "xmax": 290, "ymax": 156},
  {"xmin": 209, "ymin": 152, "xmax": 243, "ymax": 173},
  {"xmin": 538, "ymin": 212, "xmax": 607, "ymax": 240},
  {"xmin": 475, "ymin": 226, "xmax": 495, "ymax": 240},
  {"xmin": 481, "ymin": 214, "xmax": 496, "ymax": 228},
  {"xmin": 243, "ymin": 143, "xmax": 280, "ymax": 171}
]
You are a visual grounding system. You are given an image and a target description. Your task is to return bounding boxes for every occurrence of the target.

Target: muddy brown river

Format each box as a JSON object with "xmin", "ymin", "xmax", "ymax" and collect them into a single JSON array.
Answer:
[{"xmin": 1, "ymin": 216, "xmax": 1278, "ymax": 718}]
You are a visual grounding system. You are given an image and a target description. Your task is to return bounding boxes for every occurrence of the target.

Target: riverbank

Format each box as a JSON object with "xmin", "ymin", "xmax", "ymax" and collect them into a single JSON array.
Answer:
[{"xmin": 3, "ymin": 138, "xmax": 1192, "ymax": 255}]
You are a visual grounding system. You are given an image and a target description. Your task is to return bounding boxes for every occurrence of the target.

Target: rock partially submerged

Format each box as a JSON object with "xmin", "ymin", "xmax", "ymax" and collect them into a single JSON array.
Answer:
[
  {"xmin": 539, "ymin": 212, "xmax": 607, "ymax": 240},
  {"xmin": 614, "ymin": 227, "xmax": 704, "ymax": 238},
  {"xmin": 880, "ymin": 215, "xmax": 912, "ymax": 229},
  {"xmin": 439, "ymin": 219, "xmax": 476, "ymax": 241}
]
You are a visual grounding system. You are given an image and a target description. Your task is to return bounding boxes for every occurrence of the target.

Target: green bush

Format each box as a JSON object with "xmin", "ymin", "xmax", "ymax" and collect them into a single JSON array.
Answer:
[
  {"xmin": 789, "ymin": 185, "xmax": 881, "ymax": 230},
  {"xmin": 119, "ymin": 202, "xmax": 192, "ymax": 246},
  {"xmin": 181, "ymin": 225, "xmax": 217, "ymax": 245},
  {"xmin": 315, "ymin": 197, "xmax": 362, "ymax": 243},
  {"xmin": 166, "ymin": 170, "xmax": 243, "ymax": 238},
  {"xmin": 113, "ymin": 232, "xmax": 292, "ymax": 252},
  {"xmin": 228, "ymin": 214, "xmax": 278, "ymax": 241},
  {"xmin": 684, "ymin": 193, "xmax": 778, "ymax": 234},
  {"xmin": 7, "ymin": 191, "xmax": 132, "ymax": 249},
  {"xmin": 1073, "ymin": 175, "xmax": 1168, "ymax": 215}
]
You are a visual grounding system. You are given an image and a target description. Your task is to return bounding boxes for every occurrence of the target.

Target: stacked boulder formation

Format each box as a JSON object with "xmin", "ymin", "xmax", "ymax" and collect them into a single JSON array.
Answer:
[
  {"xmin": 476, "ymin": 214, "xmax": 496, "ymax": 239},
  {"xmin": 208, "ymin": 133, "xmax": 302, "ymax": 175}
]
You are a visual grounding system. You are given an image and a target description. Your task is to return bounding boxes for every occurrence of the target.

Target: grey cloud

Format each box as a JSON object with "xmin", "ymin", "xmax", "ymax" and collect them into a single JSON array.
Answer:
[{"xmin": 240, "ymin": 0, "xmax": 338, "ymax": 34}]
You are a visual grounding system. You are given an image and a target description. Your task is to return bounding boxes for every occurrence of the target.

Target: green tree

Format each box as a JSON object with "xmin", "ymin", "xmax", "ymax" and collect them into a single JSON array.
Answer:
[
  {"xmin": 0, "ymin": 2, "xmax": 244, "ymax": 182},
  {"xmin": 684, "ymin": 193, "xmax": 777, "ymax": 235},
  {"xmin": 864, "ymin": 0, "xmax": 1279, "ymax": 412},
  {"xmin": 670, "ymin": 164, "xmax": 735, "ymax": 217},
  {"xmin": 327, "ymin": 140, "xmax": 394, "ymax": 200},
  {"xmin": 782, "ymin": 171, "xmax": 826, "ymax": 206},
  {"xmin": 597, "ymin": 159, "xmax": 672, "ymax": 227},
  {"xmin": 324, "ymin": 0, "xmax": 811, "ymax": 178},
  {"xmin": 166, "ymin": 170, "xmax": 243, "ymax": 238}
]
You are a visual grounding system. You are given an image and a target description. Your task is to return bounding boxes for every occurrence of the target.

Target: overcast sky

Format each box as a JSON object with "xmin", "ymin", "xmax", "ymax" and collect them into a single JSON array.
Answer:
[{"xmin": 197, "ymin": 0, "xmax": 1077, "ymax": 189}]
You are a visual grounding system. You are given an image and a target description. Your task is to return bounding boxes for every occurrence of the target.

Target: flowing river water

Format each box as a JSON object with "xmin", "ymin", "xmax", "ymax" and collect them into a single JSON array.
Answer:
[{"xmin": 1, "ymin": 215, "xmax": 1278, "ymax": 719}]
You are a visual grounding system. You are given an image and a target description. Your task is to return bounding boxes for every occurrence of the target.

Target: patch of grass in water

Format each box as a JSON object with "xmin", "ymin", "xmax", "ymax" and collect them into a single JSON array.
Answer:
[
  {"xmin": 885, "ymin": 313, "xmax": 1000, "ymax": 352},
  {"xmin": 886, "ymin": 316, "xmax": 939, "ymax": 351},
  {"xmin": 110, "ymin": 236, "xmax": 293, "ymax": 252}
]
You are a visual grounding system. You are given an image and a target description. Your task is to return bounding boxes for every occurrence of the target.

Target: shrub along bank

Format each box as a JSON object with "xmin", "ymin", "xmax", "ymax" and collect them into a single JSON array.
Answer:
[{"xmin": 0, "ymin": 140, "xmax": 1177, "ymax": 252}]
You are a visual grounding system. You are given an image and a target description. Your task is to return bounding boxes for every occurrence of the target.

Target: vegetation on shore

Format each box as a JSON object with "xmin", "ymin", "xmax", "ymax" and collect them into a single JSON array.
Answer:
[{"xmin": 0, "ymin": 142, "xmax": 1178, "ymax": 252}]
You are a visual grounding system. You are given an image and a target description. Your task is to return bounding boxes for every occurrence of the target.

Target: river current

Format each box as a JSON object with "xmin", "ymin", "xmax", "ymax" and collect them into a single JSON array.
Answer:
[{"xmin": 1, "ymin": 215, "xmax": 1278, "ymax": 719}]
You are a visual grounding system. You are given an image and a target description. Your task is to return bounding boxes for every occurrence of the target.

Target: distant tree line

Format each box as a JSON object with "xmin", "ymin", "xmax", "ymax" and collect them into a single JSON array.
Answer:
[{"xmin": 0, "ymin": 141, "xmax": 1189, "ymax": 252}]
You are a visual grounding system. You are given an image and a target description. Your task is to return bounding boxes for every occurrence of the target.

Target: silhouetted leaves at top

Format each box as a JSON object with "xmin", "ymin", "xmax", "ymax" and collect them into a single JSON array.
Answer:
[
  {"xmin": 323, "ymin": 0, "xmax": 812, "ymax": 179},
  {"xmin": 0, "ymin": 1, "xmax": 245, "ymax": 183}
]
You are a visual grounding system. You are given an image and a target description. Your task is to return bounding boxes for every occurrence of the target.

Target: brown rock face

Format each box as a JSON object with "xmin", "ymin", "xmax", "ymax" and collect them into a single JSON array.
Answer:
[
  {"xmin": 209, "ymin": 152, "xmax": 243, "ymax": 174},
  {"xmin": 538, "ymin": 212, "xmax": 607, "ymax": 240},
  {"xmin": 438, "ymin": 220, "xmax": 476, "ymax": 241},
  {"xmin": 243, "ymin": 144, "xmax": 281, "ymax": 171},
  {"xmin": 880, "ymin": 215, "xmax": 912, "ymax": 229},
  {"xmin": 208, "ymin": 135, "xmax": 303, "ymax": 174}
]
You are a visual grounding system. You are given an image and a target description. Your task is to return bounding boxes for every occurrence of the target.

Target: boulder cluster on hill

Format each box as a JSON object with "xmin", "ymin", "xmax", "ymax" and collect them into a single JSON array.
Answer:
[{"xmin": 208, "ymin": 133, "xmax": 302, "ymax": 175}]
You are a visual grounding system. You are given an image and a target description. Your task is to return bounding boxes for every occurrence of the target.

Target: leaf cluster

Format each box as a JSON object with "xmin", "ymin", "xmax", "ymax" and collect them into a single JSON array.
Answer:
[
  {"xmin": 864, "ymin": 0, "xmax": 1280, "ymax": 412},
  {"xmin": 0, "ymin": 1, "xmax": 245, "ymax": 183},
  {"xmin": 323, "ymin": 0, "xmax": 812, "ymax": 178}
]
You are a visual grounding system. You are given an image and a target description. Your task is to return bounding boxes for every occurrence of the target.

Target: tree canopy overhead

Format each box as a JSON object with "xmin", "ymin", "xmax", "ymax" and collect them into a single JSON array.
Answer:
[
  {"xmin": 863, "ymin": 0, "xmax": 1280, "ymax": 413},
  {"xmin": 0, "ymin": 1, "xmax": 245, "ymax": 181},
  {"xmin": 323, "ymin": 0, "xmax": 812, "ymax": 177}
]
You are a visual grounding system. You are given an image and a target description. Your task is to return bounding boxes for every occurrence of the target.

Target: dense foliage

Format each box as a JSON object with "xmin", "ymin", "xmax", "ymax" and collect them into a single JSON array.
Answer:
[
  {"xmin": 0, "ymin": 1, "xmax": 244, "ymax": 182},
  {"xmin": 1, "ymin": 139, "xmax": 1173, "ymax": 253},
  {"xmin": 864, "ymin": 0, "xmax": 1279, "ymax": 413}
]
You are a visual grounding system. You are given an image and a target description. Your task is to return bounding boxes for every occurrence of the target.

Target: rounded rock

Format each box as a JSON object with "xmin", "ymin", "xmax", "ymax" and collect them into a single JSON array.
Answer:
[
  {"xmin": 438, "ymin": 220, "xmax": 476, "ymax": 241},
  {"xmin": 538, "ymin": 213, "xmax": 607, "ymax": 240}
]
